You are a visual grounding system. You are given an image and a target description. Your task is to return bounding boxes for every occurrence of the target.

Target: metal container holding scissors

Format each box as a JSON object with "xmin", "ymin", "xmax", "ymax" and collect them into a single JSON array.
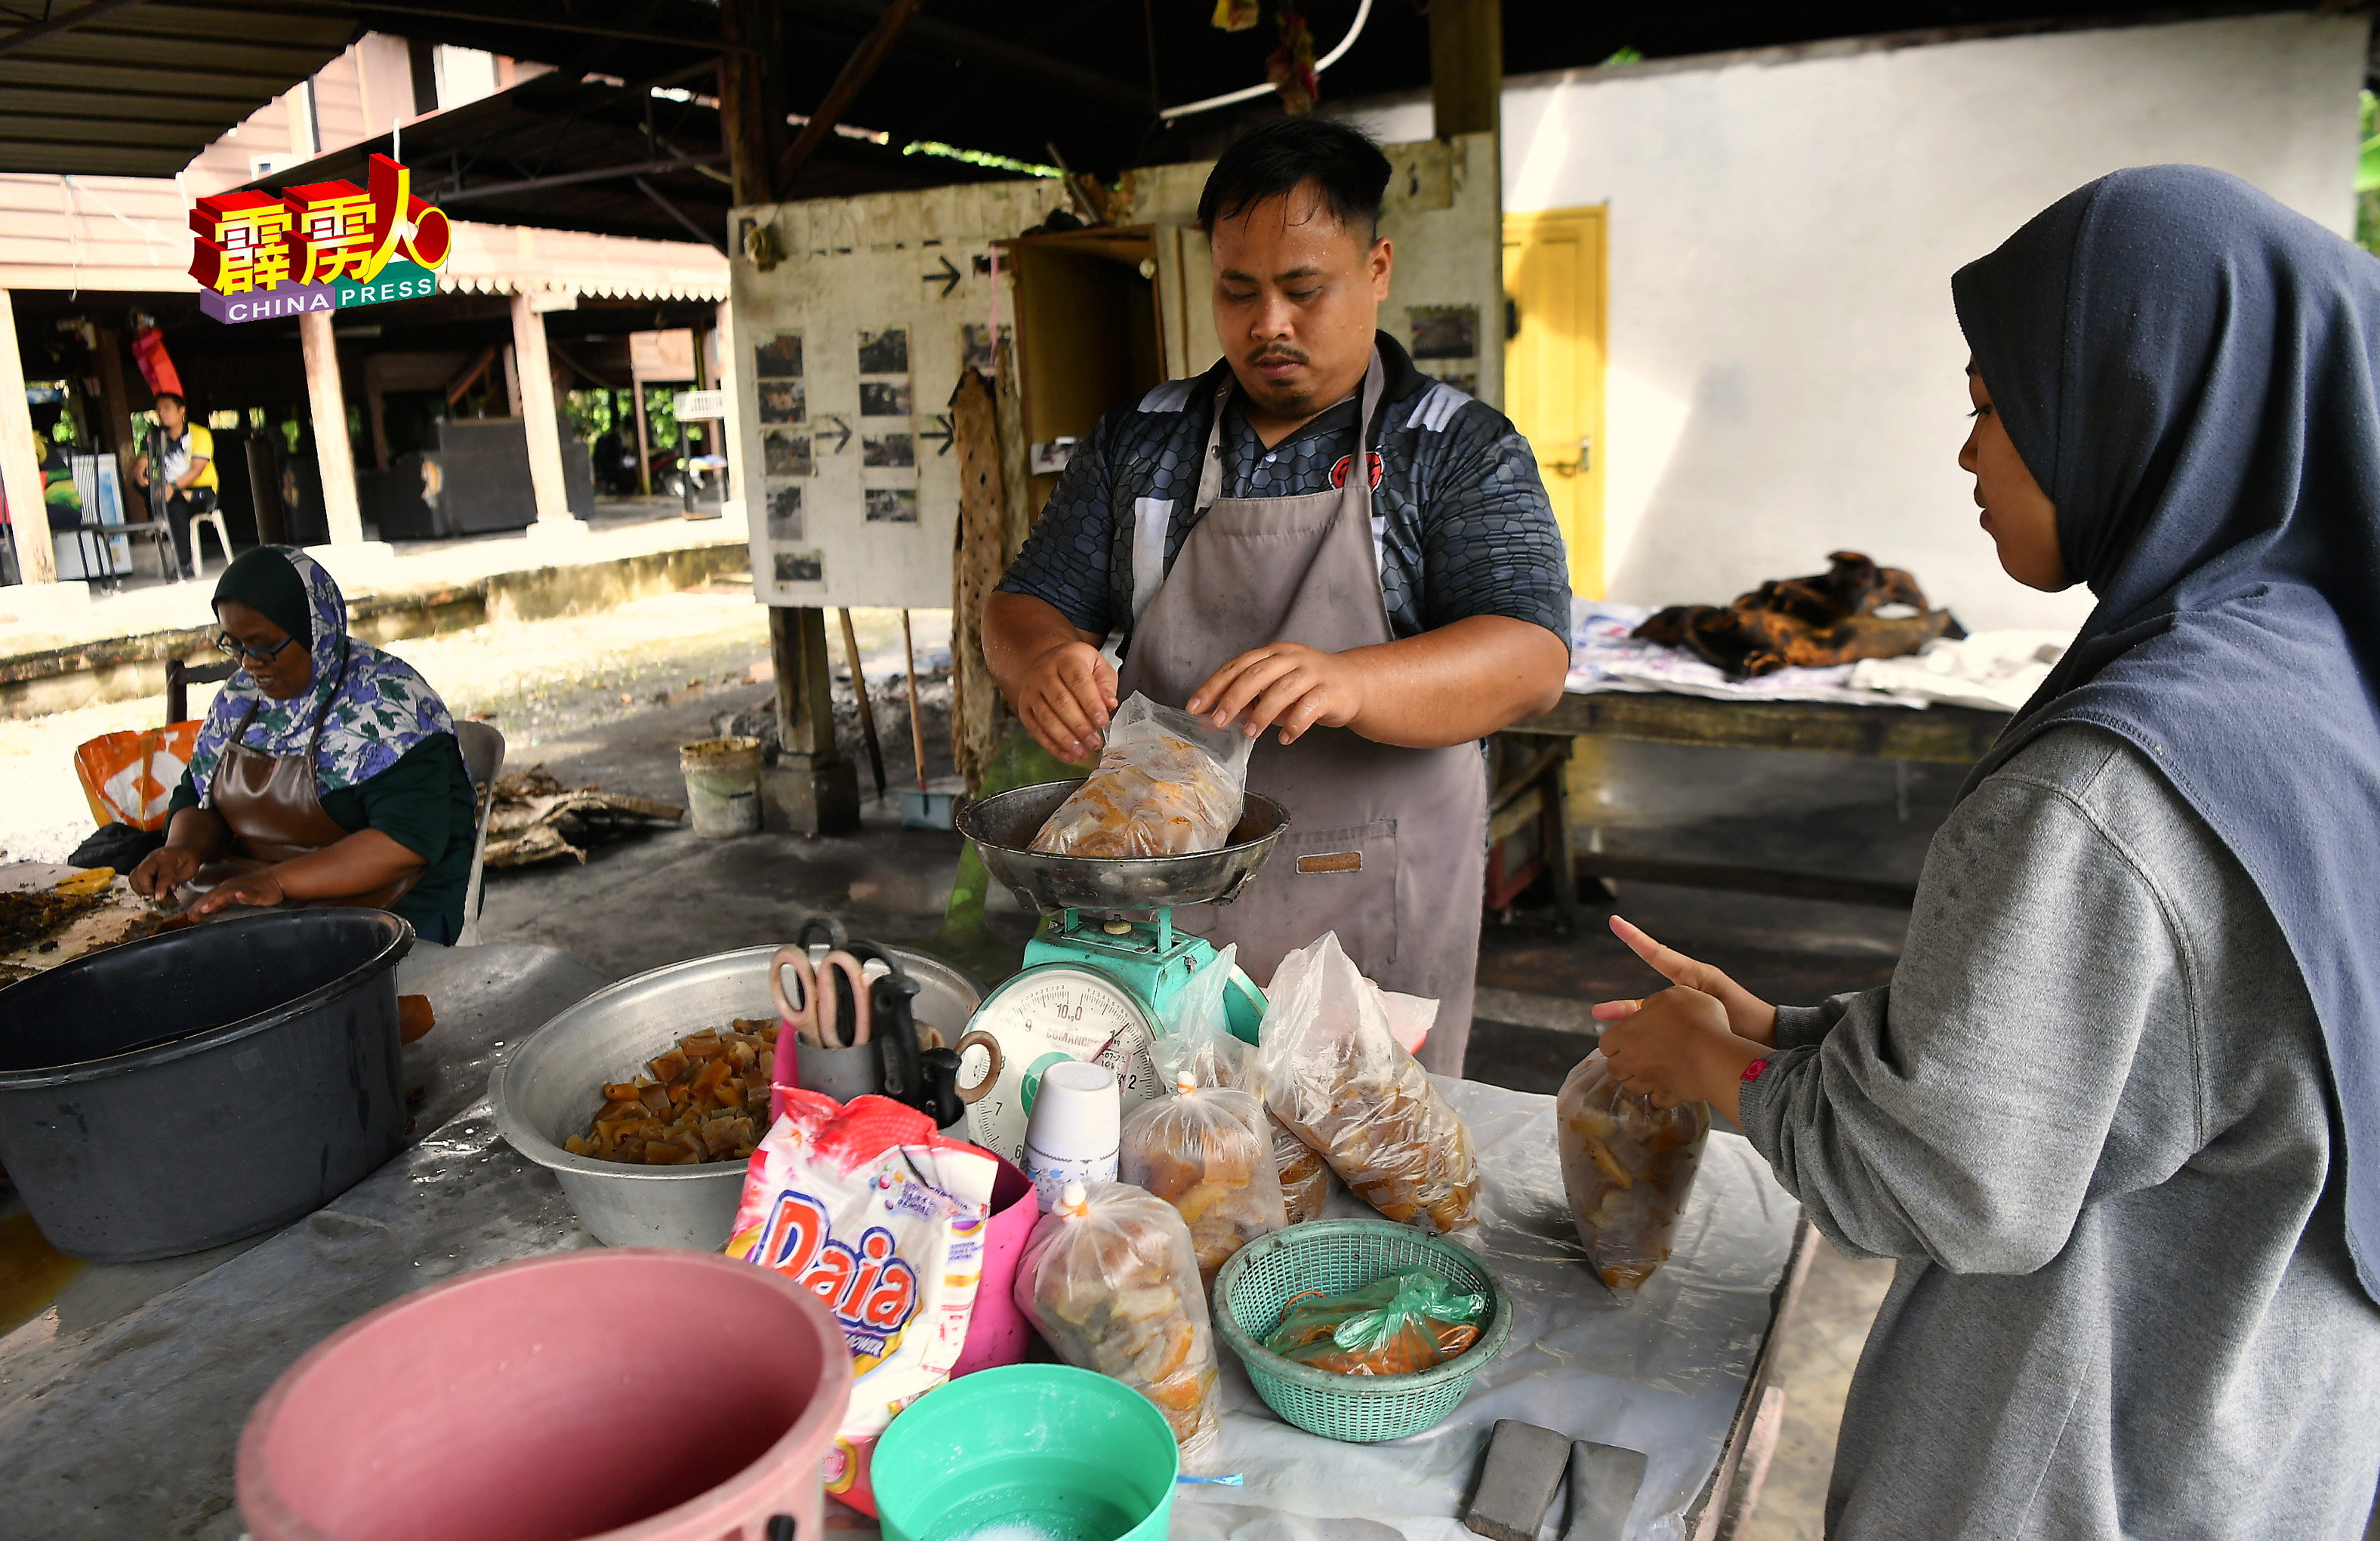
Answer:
[{"xmin": 489, "ymin": 941, "xmax": 981, "ymax": 1250}]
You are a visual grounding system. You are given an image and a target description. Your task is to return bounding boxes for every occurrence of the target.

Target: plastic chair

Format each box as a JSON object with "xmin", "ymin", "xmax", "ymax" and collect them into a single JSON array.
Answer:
[
  {"xmin": 452, "ymin": 720, "xmax": 507, "ymax": 947},
  {"xmin": 190, "ymin": 507, "xmax": 233, "ymax": 578}
]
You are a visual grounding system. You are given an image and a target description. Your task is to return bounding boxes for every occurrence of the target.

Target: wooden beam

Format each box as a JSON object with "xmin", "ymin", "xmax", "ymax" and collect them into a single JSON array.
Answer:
[
  {"xmin": 508, "ymin": 291, "xmax": 575, "ymax": 529},
  {"xmin": 0, "ymin": 288, "xmax": 54, "ymax": 582},
  {"xmin": 774, "ymin": 0, "xmax": 922, "ymax": 191},
  {"xmin": 1428, "ymin": 0, "xmax": 1501, "ymax": 139},
  {"xmin": 298, "ymin": 310, "xmax": 362, "ymax": 547},
  {"xmin": 719, "ymin": 0, "xmax": 788, "ymax": 206},
  {"xmin": 1510, "ymin": 692, "xmax": 2010, "ymax": 766}
]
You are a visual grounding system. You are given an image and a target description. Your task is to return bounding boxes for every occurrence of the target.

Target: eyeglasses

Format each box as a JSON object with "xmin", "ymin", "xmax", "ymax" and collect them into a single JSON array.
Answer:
[{"xmin": 215, "ymin": 633, "xmax": 298, "ymax": 665}]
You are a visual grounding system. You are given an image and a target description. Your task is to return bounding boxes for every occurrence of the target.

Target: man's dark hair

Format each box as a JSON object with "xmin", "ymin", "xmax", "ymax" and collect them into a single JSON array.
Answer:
[
  {"xmin": 1197, "ymin": 118, "xmax": 1392, "ymax": 241},
  {"xmin": 153, "ymin": 391, "xmax": 184, "ymax": 410}
]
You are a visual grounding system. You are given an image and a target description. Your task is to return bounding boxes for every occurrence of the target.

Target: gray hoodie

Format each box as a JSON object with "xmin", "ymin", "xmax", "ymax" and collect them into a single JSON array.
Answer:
[{"xmin": 1739, "ymin": 726, "xmax": 2380, "ymax": 1538}]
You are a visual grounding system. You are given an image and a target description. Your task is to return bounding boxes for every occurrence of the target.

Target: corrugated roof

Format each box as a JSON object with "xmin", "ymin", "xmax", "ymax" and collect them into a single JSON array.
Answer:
[
  {"xmin": 0, "ymin": 2, "xmax": 362, "ymax": 175},
  {"xmin": 235, "ymin": 70, "xmax": 1020, "ymax": 250}
]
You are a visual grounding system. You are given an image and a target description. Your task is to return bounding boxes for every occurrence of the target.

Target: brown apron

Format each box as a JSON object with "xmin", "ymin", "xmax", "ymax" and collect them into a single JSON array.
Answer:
[
  {"xmin": 1118, "ymin": 351, "xmax": 1488, "ymax": 1074},
  {"xmin": 193, "ymin": 648, "xmax": 418, "ymax": 912}
]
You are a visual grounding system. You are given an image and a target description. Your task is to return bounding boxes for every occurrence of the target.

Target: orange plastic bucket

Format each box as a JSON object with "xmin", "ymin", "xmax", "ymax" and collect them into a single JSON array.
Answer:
[{"xmin": 237, "ymin": 1249, "xmax": 852, "ymax": 1541}]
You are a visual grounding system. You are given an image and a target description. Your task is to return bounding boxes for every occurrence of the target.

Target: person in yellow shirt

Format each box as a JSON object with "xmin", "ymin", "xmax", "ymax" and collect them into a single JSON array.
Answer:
[{"xmin": 132, "ymin": 391, "xmax": 216, "ymax": 581}]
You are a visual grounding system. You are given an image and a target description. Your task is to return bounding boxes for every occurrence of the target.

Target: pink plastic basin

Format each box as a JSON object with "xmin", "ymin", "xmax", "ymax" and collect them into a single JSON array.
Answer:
[
  {"xmin": 950, "ymin": 1155, "xmax": 1037, "ymax": 1379},
  {"xmin": 238, "ymin": 1249, "xmax": 854, "ymax": 1541}
]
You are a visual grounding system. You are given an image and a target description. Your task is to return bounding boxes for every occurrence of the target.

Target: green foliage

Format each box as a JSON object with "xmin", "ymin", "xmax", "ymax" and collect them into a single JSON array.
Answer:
[
  {"xmin": 2358, "ymin": 92, "xmax": 2380, "ymax": 257},
  {"xmin": 1599, "ymin": 45, "xmax": 1643, "ymax": 67}
]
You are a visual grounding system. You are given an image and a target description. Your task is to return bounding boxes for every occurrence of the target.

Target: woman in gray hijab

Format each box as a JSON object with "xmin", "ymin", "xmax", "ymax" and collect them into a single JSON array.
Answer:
[{"xmin": 1590, "ymin": 167, "xmax": 2380, "ymax": 1537}]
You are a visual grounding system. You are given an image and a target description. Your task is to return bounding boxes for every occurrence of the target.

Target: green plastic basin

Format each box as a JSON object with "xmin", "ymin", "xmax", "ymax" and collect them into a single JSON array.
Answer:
[{"xmin": 873, "ymin": 1364, "xmax": 1180, "ymax": 1541}]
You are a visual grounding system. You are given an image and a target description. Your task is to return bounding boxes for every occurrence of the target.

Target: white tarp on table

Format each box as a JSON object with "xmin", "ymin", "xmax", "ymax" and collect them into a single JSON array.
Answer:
[{"xmin": 1175, "ymin": 1078, "xmax": 1801, "ymax": 1541}]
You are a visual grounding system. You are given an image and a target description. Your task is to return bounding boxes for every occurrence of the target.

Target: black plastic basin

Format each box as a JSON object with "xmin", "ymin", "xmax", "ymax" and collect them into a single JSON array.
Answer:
[{"xmin": 0, "ymin": 909, "xmax": 413, "ymax": 1262}]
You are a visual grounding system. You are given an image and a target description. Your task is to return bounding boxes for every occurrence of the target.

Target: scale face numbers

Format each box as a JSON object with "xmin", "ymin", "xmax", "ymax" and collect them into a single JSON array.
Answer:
[{"xmin": 955, "ymin": 965, "xmax": 1160, "ymax": 1165}]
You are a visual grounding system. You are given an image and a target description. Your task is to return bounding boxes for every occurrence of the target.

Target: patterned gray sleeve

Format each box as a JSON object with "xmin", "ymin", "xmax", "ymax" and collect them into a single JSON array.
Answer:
[
  {"xmin": 994, "ymin": 412, "xmax": 1121, "ymax": 636},
  {"xmin": 1406, "ymin": 402, "xmax": 1572, "ymax": 639}
]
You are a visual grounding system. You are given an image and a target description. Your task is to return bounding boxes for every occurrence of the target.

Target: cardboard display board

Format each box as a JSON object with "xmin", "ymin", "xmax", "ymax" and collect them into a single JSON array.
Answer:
[{"xmin": 730, "ymin": 134, "xmax": 1501, "ymax": 611}]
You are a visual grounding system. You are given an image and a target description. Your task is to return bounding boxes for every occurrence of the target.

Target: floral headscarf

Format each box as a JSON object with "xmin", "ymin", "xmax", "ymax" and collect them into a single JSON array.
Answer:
[{"xmin": 186, "ymin": 547, "xmax": 454, "ymax": 803}]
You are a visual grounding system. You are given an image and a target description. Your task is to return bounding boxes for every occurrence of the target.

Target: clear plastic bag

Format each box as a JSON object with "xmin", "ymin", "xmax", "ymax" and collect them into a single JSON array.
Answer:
[
  {"xmin": 1030, "ymin": 692, "xmax": 1253, "ymax": 857},
  {"xmin": 1157, "ymin": 945, "xmax": 1336, "ymax": 1225},
  {"xmin": 1556, "ymin": 1050, "xmax": 1712, "ymax": 1291},
  {"xmin": 1262, "ymin": 1266, "xmax": 1487, "ymax": 1376},
  {"xmin": 1259, "ymin": 933, "xmax": 1480, "ymax": 1235},
  {"xmin": 1016, "ymin": 1180, "xmax": 1223, "ymax": 1469},
  {"xmin": 1121, "ymin": 1074, "xmax": 1285, "ymax": 1290}
]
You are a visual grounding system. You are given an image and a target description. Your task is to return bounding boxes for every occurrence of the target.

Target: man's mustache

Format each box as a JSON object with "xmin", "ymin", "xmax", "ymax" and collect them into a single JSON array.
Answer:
[{"xmin": 1244, "ymin": 345, "xmax": 1310, "ymax": 367}]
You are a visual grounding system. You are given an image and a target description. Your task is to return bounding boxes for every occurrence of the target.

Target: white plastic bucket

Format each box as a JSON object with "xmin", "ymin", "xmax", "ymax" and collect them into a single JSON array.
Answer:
[{"xmin": 680, "ymin": 736, "xmax": 763, "ymax": 837}]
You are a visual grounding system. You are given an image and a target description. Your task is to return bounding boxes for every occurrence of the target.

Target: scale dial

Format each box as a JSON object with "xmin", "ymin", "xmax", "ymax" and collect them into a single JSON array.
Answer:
[{"xmin": 957, "ymin": 964, "xmax": 1160, "ymax": 1165}]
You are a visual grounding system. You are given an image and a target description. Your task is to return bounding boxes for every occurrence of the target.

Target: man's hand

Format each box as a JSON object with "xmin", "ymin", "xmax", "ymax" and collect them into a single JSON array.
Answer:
[
  {"xmin": 1592, "ymin": 915, "xmax": 1778, "ymax": 1045},
  {"xmin": 190, "ymin": 868, "xmax": 286, "ymax": 917},
  {"xmin": 131, "ymin": 456, "xmax": 150, "ymax": 488},
  {"xmin": 1188, "ymin": 643, "xmax": 1365, "ymax": 746},
  {"xmin": 1595, "ymin": 985, "xmax": 1766, "ymax": 1116},
  {"xmin": 1014, "ymin": 638, "xmax": 1117, "ymax": 764},
  {"xmin": 130, "ymin": 844, "xmax": 200, "ymax": 898}
]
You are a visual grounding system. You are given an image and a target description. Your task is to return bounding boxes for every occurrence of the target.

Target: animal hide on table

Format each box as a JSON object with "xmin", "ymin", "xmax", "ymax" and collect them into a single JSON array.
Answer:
[{"xmin": 1634, "ymin": 552, "xmax": 1958, "ymax": 676}]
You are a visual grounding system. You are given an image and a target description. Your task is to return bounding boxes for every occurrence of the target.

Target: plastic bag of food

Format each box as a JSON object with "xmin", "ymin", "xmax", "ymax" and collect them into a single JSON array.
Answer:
[
  {"xmin": 1259, "ymin": 933, "xmax": 1479, "ymax": 1234},
  {"xmin": 1016, "ymin": 1180, "xmax": 1222, "ymax": 1469},
  {"xmin": 1157, "ymin": 945, "xmax": 1336, "ymax": 1225},
  {"xmin": 1556, "ymin": 1050, "xmax": 1711, "ymax": 1291},
  {"xmin": 1121, "ymin": 1056, "xmax": 1285, "ymax": 1289},
  {"xmin": 1262, "ymin": 1266, "xmax": 1487, "ymax": 1376},
  {"xmin": 1030, "ymin": 692, "xmax": 1253, "ymax": 857},
  {"xmin": 728, "ymin": 1090, "xmax": 998, "ymax": 1515}
]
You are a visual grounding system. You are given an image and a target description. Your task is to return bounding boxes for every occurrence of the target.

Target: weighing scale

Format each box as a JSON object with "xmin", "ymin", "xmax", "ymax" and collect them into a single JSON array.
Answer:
[{"xmin": 949, "ymin": 780, "xmax": 1289, "ymax": 1164}]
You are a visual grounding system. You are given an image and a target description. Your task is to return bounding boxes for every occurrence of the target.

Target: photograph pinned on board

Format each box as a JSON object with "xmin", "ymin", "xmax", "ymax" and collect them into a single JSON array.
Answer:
[
  {"xmin": 1408, "ymin": 304, "xmax": 1479, "ymax": 361},
  {"xmin": 758, "ymin": 381, "xmax": 806, "ymax": 424},
  {"xmin": 858, "ymin": 379, "xmax": 912, "ymax": 418},
  {"xmin": 960, "ymin": 322, "xmax": 1012, "ymax": 374},
  {"xmin": 773, "ymin": 548, "xmax": 824, "ymax": 584},
  {"xmin": 766, "ymin": 484, "xmax": 803, "ymax": 541},
  {"xmin": 864, "ymin": 487, "xmax": 919, "ymax": 523},
  {"xmin": 856, "ymin": 328, "xmax": 909, "ymax": 374},
  {"xmin": 862, "ymin": 433, "xmax": 914, "ymax": 468},
  {"xmin": 755, "ymin": 333, "xmax": 803, "ymax": 378},
  {"xmin": 763, "ymin": 431, "xmax": 813, "ymax": 477}
]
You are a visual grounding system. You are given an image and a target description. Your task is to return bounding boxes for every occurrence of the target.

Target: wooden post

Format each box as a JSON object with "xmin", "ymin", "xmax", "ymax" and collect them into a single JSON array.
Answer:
[
  {"xmin": 298, "ymin": 309, "xmax": 364, "ymax": 546},
  {"xmin": 509, "ymin": 290, "xmax": 575, "ymax": 530},
  {"xmin": 838, "ymin": 606, "xmax": 887, "ymax": 799},
  {"xmin": 631, "ymin": 377, "xmax": 652, "ymax": 496},
  {"xmin": 0, "ymin": 288, "xmax": 55, "ymax": 582},
  {"xmin": 769, "ymin": 604, "xmax": 861, "ymax": 834},
  {"xmin": 93, "ymin": 323, "xmax": 131, "ymax": 488},
  {"xmin": 718, "ymin": 0, "xmax": 788, "ymax": 207},
  {"xmin": 714, "ymin": 300, "xmax": 745, "ymax": 524},
  {"xmin": 1428, "ymin": 0, "xmax": 1502, "ymax": 139}
]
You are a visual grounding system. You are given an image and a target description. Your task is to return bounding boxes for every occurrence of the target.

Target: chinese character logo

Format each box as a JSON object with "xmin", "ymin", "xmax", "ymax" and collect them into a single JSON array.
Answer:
[{"xmin": 190, "ymin": 155, "xmax": 452, "ymax": 296}]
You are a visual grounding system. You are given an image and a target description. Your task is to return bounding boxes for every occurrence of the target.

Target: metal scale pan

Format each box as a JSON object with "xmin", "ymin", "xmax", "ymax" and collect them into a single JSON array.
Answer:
[{"xmin": 957, "ymin": 779, "xmax": 1291, "ymax": 916}]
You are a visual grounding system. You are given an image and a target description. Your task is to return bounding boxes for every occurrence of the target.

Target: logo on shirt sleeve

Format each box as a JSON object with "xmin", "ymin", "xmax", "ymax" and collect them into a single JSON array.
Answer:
[{"xmin": 1330, "ymin": 452, "xmax": 1385, "ymax": 490}]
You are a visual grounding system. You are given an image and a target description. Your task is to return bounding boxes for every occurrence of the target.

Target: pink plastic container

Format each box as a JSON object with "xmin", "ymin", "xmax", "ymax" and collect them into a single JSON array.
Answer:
[
  {"xmin": 237, "ymin": 1249, "xmax": 853, "ymax": 1541},
  {"xmin": 950, "ymin": 1155, "xmax": 1038, "ymax": 1378}
]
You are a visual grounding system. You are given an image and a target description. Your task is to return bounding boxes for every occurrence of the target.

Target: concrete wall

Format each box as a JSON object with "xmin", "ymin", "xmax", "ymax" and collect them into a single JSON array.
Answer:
[{"xmin": 1337, "ymin": 13, "xmax": 2367, "ymax": 632}]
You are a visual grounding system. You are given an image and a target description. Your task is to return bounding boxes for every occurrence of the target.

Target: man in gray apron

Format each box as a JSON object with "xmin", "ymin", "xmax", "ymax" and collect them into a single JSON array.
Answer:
[{"xmin": 985, "ymin": 119, "xmax": 1571, "ymax": 1074}]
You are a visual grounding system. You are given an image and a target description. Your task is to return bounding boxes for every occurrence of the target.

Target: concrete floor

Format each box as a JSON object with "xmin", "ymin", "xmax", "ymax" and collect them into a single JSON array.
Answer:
[{"xmin": 476, "ymin": 675, "xmax": 1947, "ymax": 1539}]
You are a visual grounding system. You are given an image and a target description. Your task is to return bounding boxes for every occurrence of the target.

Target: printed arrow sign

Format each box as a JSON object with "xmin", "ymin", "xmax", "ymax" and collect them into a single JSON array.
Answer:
[
  {"xmin": 923, "ymin": 254, "xmax": 961, "ymax": 297},
  {"xmin": 918, "ymin": 415, "xmax": 955, "ymax": 455},
  {"xmin": 822, "ymin": 415, "xmax": 852, "ymax": 453}
]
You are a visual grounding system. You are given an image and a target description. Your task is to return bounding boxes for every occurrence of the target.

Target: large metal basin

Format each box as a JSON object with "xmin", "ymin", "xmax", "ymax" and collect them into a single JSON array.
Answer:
[
  {"xmin": 957, "ymin": 779, "xmax": 1290, "ymax": 915},
  {"xmin": 489, "ymin": 942, "xmax": 982, "ymax": 1250}
]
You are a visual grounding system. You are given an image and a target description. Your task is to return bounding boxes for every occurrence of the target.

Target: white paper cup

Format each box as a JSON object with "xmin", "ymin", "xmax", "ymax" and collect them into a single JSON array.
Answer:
[{"xmin": 1026, "ymin": 1059, "xmax": 1120, "ymax": 1160}]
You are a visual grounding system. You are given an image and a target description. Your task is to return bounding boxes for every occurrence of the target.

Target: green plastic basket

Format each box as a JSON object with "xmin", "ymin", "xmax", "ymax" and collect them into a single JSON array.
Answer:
[{"xmin": 1212, "ymin": 1218, "xmax": 1513, "ymax": 1443}]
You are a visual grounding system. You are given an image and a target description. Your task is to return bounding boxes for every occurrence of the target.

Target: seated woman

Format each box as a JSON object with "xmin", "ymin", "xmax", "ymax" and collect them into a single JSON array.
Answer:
[{"xmin": 130, "ymin": 546, "xmax": 478, "ymax": 943}]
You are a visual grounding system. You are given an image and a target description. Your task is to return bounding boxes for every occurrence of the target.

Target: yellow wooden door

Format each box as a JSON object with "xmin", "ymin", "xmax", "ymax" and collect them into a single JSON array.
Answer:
[{"xmin": 1502, "ymin": 207, "xmax": 1608, "ymax": 597}]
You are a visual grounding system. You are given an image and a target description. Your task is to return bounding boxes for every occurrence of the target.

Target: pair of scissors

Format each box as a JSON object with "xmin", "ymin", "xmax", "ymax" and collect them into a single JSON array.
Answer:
[{"xmin": 769, "ymin": 945, "xmax": 874, "ymax": 1049}]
